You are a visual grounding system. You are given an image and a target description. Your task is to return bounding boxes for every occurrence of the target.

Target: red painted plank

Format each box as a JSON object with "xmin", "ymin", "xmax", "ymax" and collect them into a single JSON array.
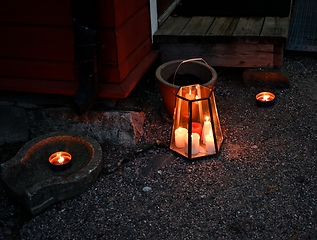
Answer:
[
  {"xmin": 0, "ymin": 51, "xmax": 158, "ymax": 98},
  {"xmin": 99, "ymin": 5, "xmax": 151, "ymax": 65},
  {"xmin": 97, "ymin": 0, "xmax": 148, "ymax": 28},
  {"xmin": 0, "ymin": 58, "xmax": 77, "ymax": 81},
  {"xmin": 100, "ymin": 38, "xmax": 153, "ymax": 83},
  {"xmin": 0, "ymin": 0, "xmax": 72, "ymax": 26},
  {"xmin": 0, "ymin": 24, "xmax": 74, "ymax": 61}
]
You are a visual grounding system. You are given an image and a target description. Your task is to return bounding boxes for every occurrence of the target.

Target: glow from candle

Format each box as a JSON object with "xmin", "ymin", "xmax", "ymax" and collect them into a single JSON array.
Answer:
[
  {"xmin": 174, "ymin": 127, "xmax": 188, "ymax": 148},
  {"xmin": 202, "ymin": 116, "xmax": 211, "ymax": 144},
  {"xmin": 185, "ymin": 133, "xmax": 200, "ymax": 155},
  {"xmin": 205, "ymin": 129, "xmax": 215, "ymax": 153},
  {"xmin": 263, "ymin": 94, "xmax": 270, "ymax": 101},
  {"xmin": 57, "ymin": 153, "xmax": 64, "ymax": 164},
  {"xmin": 256, "ymin": 92, "xmax": 275, "ymax": 102},
  {"xmin": 49, "ymin": 151, "xmax": 72, "ymax": 165},
  {"xmin": 185, "ymin": 89, "xmax": 195, "ymax": 100}
]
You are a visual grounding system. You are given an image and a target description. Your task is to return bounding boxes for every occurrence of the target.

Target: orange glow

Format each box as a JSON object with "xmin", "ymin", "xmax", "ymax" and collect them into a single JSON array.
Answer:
[
  {"xmin": 256, "ymin": 92, "xmax": 275, "ymax": 102},
  {"xmin": 49, "ymin": 151, "xmax": 72, "ymax": 165}
]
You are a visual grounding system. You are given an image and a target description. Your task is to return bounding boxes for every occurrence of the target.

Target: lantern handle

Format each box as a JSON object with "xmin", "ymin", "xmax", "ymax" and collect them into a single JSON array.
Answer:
[{"xmin": 172, "ymin": 58, "xmax": 213, "ymax": 86}]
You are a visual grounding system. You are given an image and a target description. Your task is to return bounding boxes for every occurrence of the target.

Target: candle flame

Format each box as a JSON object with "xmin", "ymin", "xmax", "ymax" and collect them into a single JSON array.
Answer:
[
  {"xmin": 55, "ymin": 152, "xmax": 65, "ymax": 163},
  {"xmin": 58, "ymin": 157, "xmax": 65, "ymax": 164},
  {"xmin": 49, "ymin": 151, "xmax": 72, "ymax": 165},
  {"xmin": 205, "ymin": 116, "xmax": 210, "ymax": 122},
  {"xmin": 263, "ymin": 94, "xmax": 270, "ymax": 101}
]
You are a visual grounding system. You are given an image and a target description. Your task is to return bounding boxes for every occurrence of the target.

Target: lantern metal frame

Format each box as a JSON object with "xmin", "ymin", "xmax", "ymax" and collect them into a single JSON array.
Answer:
[{"xmin": 170, "ymin": 84, "xmax": 223, "ymax": 160}]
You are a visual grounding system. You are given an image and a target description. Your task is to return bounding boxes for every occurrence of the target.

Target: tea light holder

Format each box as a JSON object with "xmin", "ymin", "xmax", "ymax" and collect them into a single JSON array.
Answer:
[
  {"xmin": 256, "ymin": 92, "xmax": 275, "ymax": 107},
  {"xmin": 49, "ymin": 151, "xmax": 72, "ymax": 171},
  {"xmin": 170, "ymin": 84, "xmax": 223, "ymax": 160}
]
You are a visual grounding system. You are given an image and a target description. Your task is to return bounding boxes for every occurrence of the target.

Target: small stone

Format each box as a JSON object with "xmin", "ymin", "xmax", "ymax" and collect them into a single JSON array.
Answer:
[
  {"xmin": 5, "ymin": 229, "xmax": 12, "ymax": 235},
  {"xmin": 142, "ymin": 186, "xmax": 152, "ymax": 192}
]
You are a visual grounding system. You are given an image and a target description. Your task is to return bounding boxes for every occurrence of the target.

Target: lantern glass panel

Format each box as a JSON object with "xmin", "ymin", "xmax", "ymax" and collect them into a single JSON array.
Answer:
[{"xmin": 170, "ymin": 84, "xmax": 223, "ymax": 159}]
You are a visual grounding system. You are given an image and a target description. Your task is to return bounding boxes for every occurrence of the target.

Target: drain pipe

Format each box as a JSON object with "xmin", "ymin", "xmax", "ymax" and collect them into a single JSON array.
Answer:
[{"xmin": 70, "ymin": 0, "xmax": 99, "ymax": 115}]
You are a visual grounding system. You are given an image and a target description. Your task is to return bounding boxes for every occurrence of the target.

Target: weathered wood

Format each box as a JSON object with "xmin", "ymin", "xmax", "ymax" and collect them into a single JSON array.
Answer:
[
  {"xmin": 260, "ymin": 17, "xmax": 290, "ymax": 44},
  {"xmin": 158, "ymin": 43, "xmax": 279, "ymax": 68},
  {"xmin": 179, "ymin": 16, "xmax": 214, "ymax": 43},
  {"xmin": 154, "ymin": 16, "xmax": 190, "ymax": 42},
  {"xmin": 273, "ymin": 44, "xmax": 284, "ymax": 67},
  {"xmin": 154, "ymin": 15, "xmax": 290, "ymax": 68},
  {"xmin": 233, "ymin": 17, "xmax": 264, "ymax": 43},
  {"xmin": 205, "ymin": 17, "xmax": 240, "ymax": 43}
]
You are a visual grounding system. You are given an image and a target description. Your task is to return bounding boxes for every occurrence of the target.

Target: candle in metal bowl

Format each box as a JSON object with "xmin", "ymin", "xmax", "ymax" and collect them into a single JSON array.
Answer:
[
  {"xmin": 256, "ymin": 92, "xmax": 275, "ymax": 107},
  {"xmin": 49, "ymin": 151, "xmax": 72, "ymax": 171}
]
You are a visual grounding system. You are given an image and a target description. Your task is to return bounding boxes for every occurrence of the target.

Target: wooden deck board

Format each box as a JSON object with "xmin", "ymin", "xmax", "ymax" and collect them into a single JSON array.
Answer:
[
  {"xmin": 233, "ymin": 17, "xmax": 264, "ymax": 43},
  {"xmin": 154, "ymin": 15, "xmax": 290, "ymax": 68},
  {"xmin": 205, "ymin": 17, "xmax": 239, "ymax": 43},
  {"xmin": 179, "ymin": 16, "xmax": 214, "ymax": 43},
  {"xmin": 153, "ymin": 16, "xmax": 190, "ymax": 42},
  {"xmin": 260, "ymin": 17, "xmax": 290, "ymax": 44}
]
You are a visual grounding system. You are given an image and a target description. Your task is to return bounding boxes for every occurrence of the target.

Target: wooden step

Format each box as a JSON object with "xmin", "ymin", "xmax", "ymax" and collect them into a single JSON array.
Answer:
[{"xmin": 154, "ymin": 16, "xmax": 290, "ymax": 68}]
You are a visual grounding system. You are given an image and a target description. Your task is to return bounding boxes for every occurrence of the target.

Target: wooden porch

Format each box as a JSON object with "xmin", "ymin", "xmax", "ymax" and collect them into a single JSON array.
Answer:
[{"xmin": 153, "ymin": 16, "xmax": 290, "ymax": 69}]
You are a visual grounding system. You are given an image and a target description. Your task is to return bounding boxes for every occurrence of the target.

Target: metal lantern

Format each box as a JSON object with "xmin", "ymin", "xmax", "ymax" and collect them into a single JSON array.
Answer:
[{"xmin": 170, "ymin": 84, "xmax": 223, "ymax": 160}]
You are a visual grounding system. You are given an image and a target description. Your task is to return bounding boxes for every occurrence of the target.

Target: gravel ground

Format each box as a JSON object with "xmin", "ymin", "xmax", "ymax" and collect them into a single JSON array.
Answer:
[{"xmin": 1, "ymin": 53, "xmax": 317, "ymax": 240}]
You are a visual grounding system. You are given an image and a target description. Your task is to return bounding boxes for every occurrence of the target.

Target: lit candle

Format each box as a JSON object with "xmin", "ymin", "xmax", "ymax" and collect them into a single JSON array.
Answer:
[
  {"xmin": 185, "ymin": 89, "xmax": 195, "ymax": 100},
  {"xmin": 205, "ymin": 129, "xmax": 215, "ymax": 153},
  {"xmin": 185, "ymin": 133, "xmax": 200, "ymax": 155},
  {"xmin": 174, "ymin": 127, "xmax": 188, "ymax": 148},
  {"xmin": 256, "ymin": 92, "xmax": 275, "ymax": 107},
  {"xmin": 191, "ymin": 122, "xmax": 202, "ymax": 136},
  {"xmin": 202, "ymin": 116, "xmax": 211, "ymax": 144},
  {"xmin": 49, "ymin": 151, "xmax": 72, "ymax": 171}
]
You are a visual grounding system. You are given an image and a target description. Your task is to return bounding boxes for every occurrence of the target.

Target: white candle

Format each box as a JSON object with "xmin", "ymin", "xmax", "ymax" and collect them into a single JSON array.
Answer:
[
  {"xmin": 202, "ymin": 116, "xmax": 211, "ymax": 144},
  {"xmin": 205, "ymin": 129, "xmax": 215, "ymax": 153},
  {"xmin": 174, "ymin": 127, "xmax": 188, "ymax": 148},
  {"xmin": 185, "ymin": 133, "xmax": 200, "ymax": 155}
]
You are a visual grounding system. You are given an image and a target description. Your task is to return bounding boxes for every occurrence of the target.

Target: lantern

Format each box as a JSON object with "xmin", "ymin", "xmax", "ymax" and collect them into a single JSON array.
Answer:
[{"xmin": 170, "ymin": 84, "xmax": 223, "ymax": 160}]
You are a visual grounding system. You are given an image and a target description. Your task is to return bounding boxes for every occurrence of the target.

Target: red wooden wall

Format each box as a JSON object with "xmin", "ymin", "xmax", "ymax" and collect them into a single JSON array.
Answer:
[{"xmin": 0, "ymin": 0, "xmax": 157, "ymax": 98}]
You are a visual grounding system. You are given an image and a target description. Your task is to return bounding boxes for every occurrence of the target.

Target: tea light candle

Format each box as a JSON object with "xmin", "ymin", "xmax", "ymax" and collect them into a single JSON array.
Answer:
[
  {"xmin": 256, "ymin": 92, "xmax": 275, "ymax": 107},
  {"xmin": 205, "ymin": 129, "xmax": 215, "ymax": 153},
  {"xmin": 174, "ymin": 127, "xmax": 188, "ymax": 148},
  {"xmin": 49, "ymin": 151, "xmax": 72, "ymax": 171},
  {"xmin": 202, "ymin": 116, "xmax": 211, "ymax": 144},
  {"xmin": 185, "ymin": 133, "xmax": 200, "ymax": 155}
]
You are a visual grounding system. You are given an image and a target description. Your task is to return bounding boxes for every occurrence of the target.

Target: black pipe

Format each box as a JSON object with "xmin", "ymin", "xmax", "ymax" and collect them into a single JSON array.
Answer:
[{"xmin": 70, "ymin": 0, "xmax": 99, "ymax": 115}]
